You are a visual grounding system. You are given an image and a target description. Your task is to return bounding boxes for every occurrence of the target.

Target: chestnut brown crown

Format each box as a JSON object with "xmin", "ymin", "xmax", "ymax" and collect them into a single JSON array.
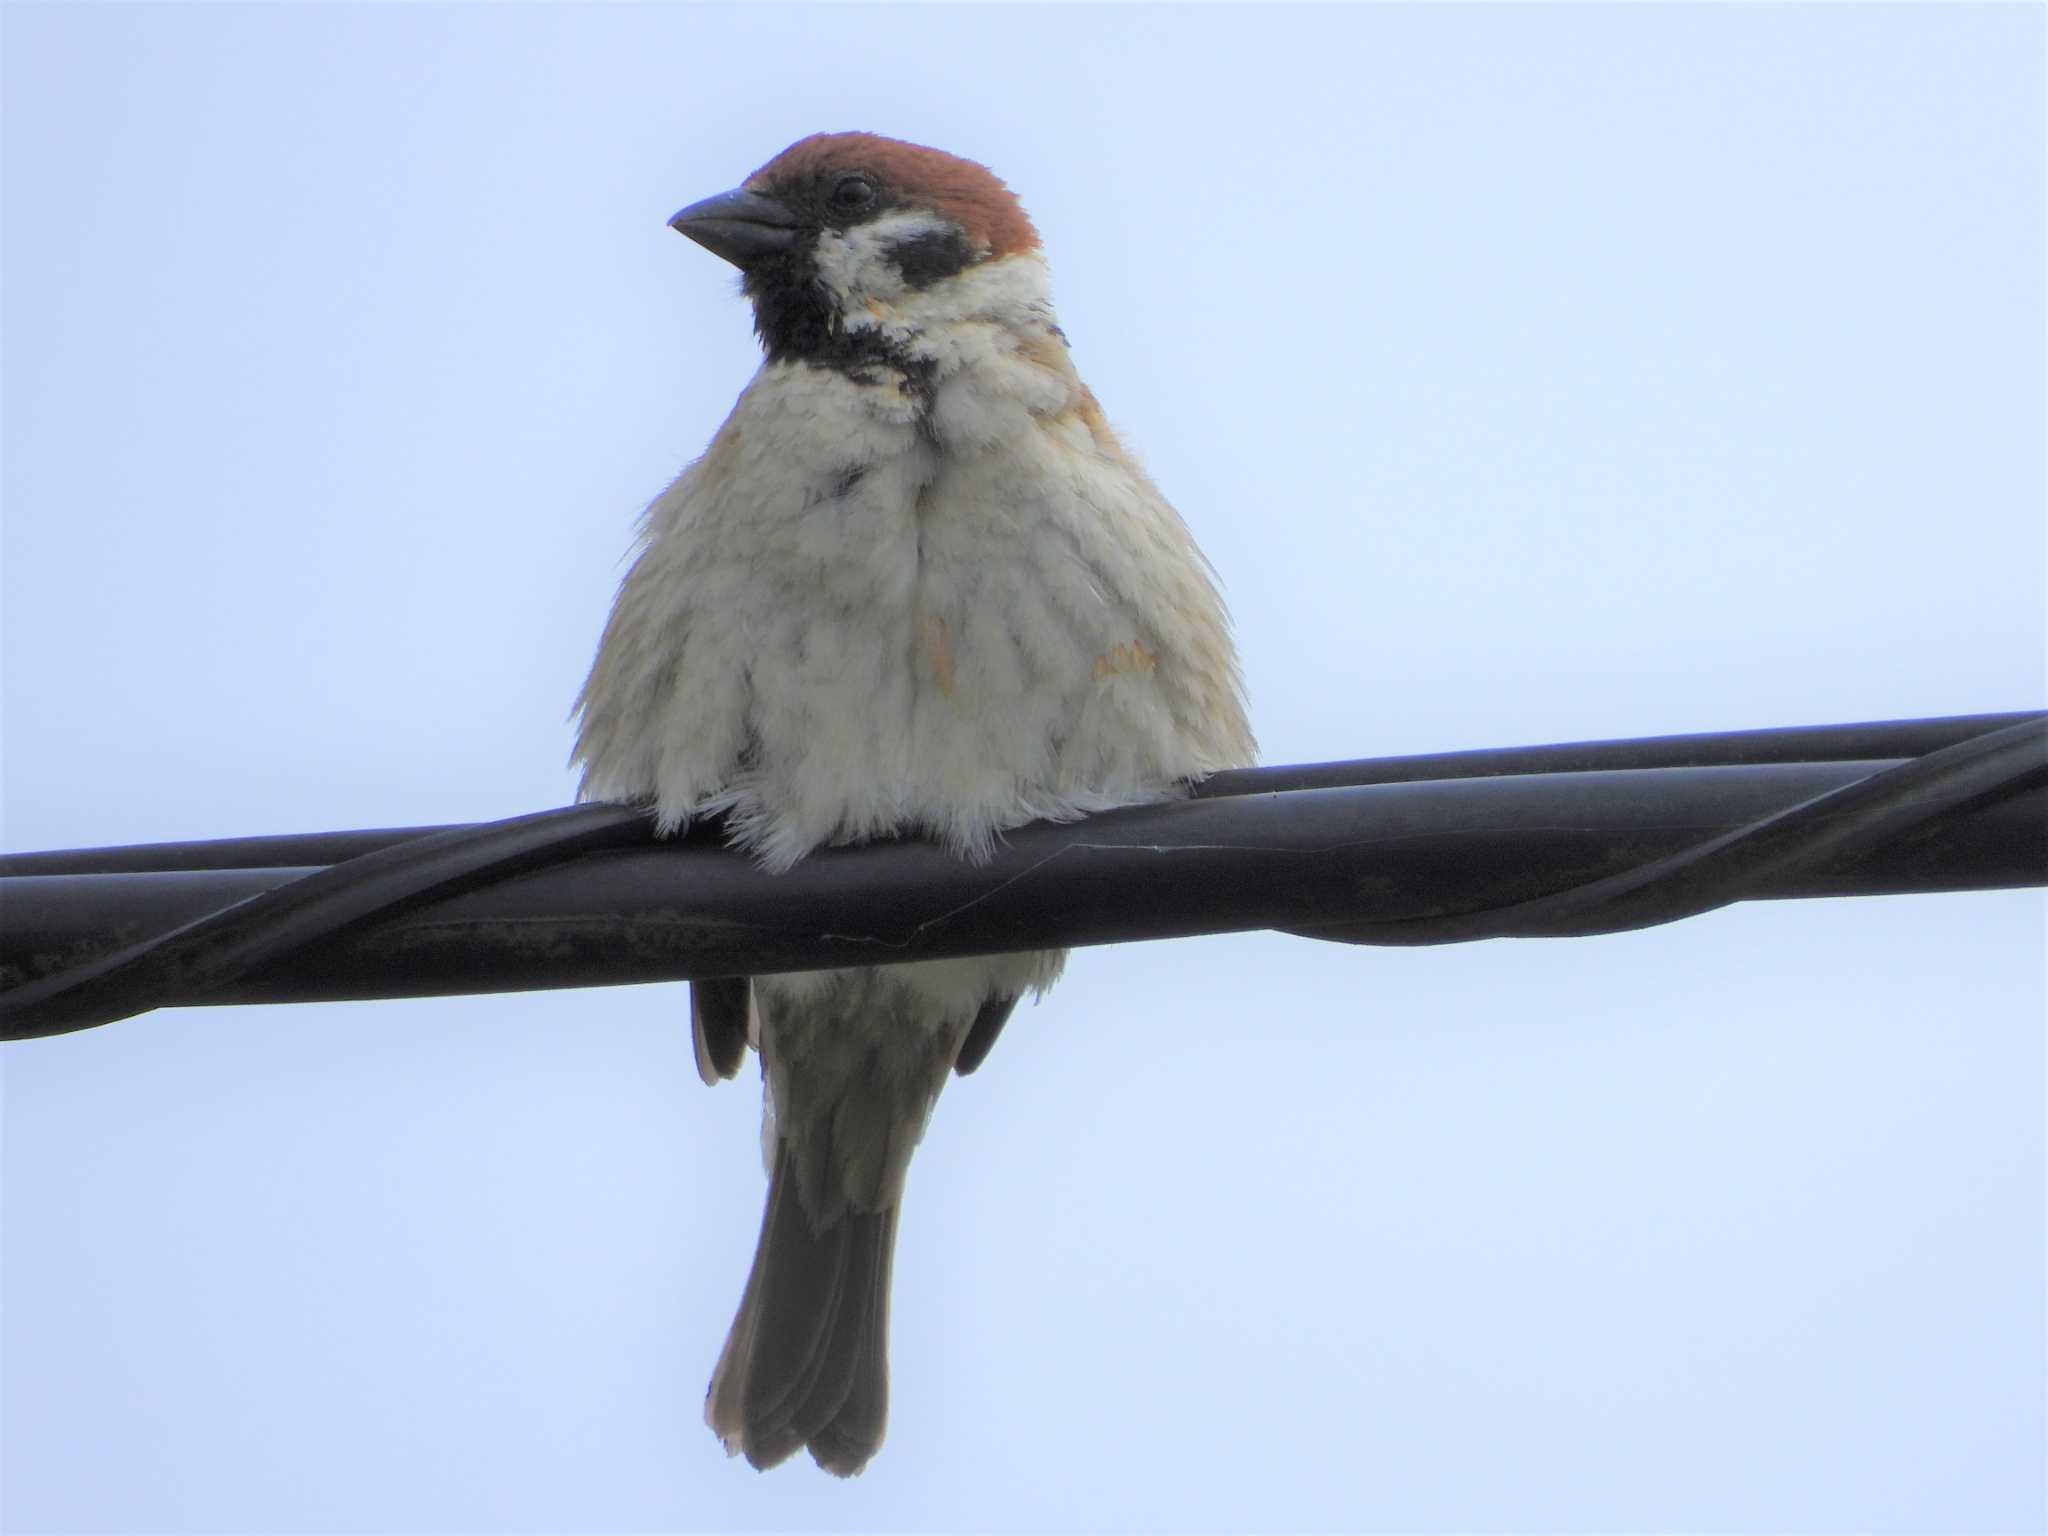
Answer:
[{"xmin": 748, "ymin": 132, "xmax": 1039, "ymax": 259}]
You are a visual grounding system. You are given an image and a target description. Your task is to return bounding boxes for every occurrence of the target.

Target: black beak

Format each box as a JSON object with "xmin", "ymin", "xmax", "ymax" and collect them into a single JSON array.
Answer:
[{"xmin": 668, "ymin": 187, "xmax": 802, "ymax": 267}]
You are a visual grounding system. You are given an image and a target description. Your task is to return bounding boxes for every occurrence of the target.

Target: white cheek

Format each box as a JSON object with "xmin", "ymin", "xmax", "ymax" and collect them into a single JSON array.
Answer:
[
  {"xmin": 811, "ymin": 230, "xmax": 895, "ymax": 306},
  {"xmin": 812, "ymin": 209, "xmax": 956, "ymax": 308}
]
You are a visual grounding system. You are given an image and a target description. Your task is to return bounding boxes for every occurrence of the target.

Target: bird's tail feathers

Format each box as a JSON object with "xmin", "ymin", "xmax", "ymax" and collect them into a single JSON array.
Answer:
[{"xmin": 705, "ymin": 1139, "xmax": 897, "ymax": 1477}]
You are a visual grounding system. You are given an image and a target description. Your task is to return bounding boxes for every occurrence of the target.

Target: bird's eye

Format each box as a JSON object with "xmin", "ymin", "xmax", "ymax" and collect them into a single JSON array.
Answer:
[{"xmin": 830, "ymin": 174, "xmax": 877, "ymax": 214}]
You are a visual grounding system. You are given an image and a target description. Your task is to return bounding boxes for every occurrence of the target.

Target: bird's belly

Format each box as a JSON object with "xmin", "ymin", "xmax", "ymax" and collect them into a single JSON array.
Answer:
[{"xmin": 728, "ymin": 455, "xmax": 1183, "ymax": 869}]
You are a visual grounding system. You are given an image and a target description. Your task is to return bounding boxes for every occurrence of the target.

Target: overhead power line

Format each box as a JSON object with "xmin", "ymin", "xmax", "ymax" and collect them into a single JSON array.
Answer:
[{"xmin": 3, "ymin": 711, "xmax": 2042, "ymax": 1043}]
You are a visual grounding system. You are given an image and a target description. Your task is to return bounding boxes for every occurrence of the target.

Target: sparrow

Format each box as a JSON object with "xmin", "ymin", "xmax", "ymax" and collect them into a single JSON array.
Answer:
[{"xmin": 571, "ymin": 132, "xmax": 1254, "ymax": 1475}]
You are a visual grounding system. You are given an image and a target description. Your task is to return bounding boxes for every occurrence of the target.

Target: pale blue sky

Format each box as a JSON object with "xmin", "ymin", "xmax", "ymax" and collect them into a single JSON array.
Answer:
[{"xmin": 3, "ymin": 4, "xmax": 2043, "ymax": 1532}]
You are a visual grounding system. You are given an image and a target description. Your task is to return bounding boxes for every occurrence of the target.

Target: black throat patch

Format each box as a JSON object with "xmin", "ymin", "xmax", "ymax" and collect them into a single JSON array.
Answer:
[{"xmin": 743, "ymin": 236, "xmax": 940, "ymax": 410}]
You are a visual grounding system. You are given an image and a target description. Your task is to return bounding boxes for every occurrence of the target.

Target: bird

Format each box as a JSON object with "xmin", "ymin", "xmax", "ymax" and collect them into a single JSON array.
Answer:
[{"xmin": 571, "ymin": 132, "xmax": 1254, "ymax": 1476}]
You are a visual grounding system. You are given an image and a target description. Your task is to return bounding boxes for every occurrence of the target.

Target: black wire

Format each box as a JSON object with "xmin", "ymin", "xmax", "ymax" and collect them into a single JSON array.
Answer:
[
  {"xmin": 3, "ymin": 712, "xmax": 2042, "ymax": 1043},
  {"xmin": 1291, "ymin": 714, "xmax": 2048, "ymax": 944},
  {"xmin": 0, "ymin": 805, "xmax": 653, "ymax": 1041}
]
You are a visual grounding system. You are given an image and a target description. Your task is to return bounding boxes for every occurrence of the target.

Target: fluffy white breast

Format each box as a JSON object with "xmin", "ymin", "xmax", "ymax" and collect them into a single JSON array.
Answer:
[{"xmin": 573, "ymin": 253, "xmax": 1253, "ymax": 872}]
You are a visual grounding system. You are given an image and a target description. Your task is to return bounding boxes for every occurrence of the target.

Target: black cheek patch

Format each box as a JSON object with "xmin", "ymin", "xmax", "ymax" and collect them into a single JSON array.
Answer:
[{"xmin": 886, "ymin": 228, "xmax": 977, "ymax": 289}]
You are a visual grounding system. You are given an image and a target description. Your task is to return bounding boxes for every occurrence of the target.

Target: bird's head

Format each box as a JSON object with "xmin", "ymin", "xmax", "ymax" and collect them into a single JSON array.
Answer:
[{"xmin": 669, "ymin": 133, "xmax": 1045, "ymax": 365}]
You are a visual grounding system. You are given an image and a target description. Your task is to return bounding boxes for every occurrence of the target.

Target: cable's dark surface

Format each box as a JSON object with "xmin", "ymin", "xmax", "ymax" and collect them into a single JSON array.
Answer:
[
  {"xmin": 1292, "ymin": 714, "xmax": 2047, "ymax": 944},
  {"xmin": 3, "ymin": 712, "xmax": 2042, "ymax": 1042},
  {"xmin": 1, "ymin": 806, "xmax": 653, "ymax": 1041}
]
